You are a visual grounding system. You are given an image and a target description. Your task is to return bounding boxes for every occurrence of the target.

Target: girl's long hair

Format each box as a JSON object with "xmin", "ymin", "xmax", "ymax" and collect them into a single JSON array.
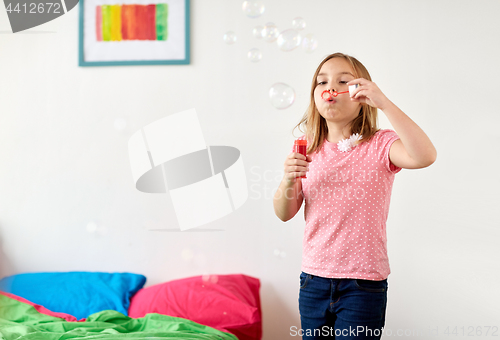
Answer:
[{"xmin": 294, "ymin": 53, "xmax": 379, "ymax": 154}]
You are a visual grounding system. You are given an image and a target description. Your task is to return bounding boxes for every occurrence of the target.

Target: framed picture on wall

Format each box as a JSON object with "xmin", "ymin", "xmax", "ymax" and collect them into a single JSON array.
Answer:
[{"xmin": 78, "ymin": 0, "xmax": 190, "ymax": 66}]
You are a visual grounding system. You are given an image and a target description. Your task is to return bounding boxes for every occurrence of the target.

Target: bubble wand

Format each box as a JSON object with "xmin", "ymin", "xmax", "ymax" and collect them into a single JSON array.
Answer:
[
  {"xmin": 322, "ymin": 90, "xmax": 348, "ymax": 100},
  {"xmin": 321, "ymin": 84, "xmax": 359, "ymax": 100}
]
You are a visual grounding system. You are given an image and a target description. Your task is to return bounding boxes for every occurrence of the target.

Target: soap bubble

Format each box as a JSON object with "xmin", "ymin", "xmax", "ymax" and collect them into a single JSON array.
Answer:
[
  {"xmin": 223, "ymin": 31, "xmax": 237, "ymax": 44},
  {"xmin": 302, "ymin": 34, "xmax": 318, "ymax": 53},
  {"xmin": 261, "ymin": 22, "xmax": 279, "ymax": 42},
  {"xmin": 269, "ymin": 83, "xmax": 295, "ymax": 109},
  {"xmin": 242, "ymin": 0, "xmax": 265, "ymax": 18},
  {"xmin": 252, "ymin": 25, "xmax": 263, "ymax": 39},
  {"xmin": 292, "ymin": 17, "xmax": 306, "ymax": 30},
  {"xmin": 277, "ymin": 29, "xmax": 301, "ymax": 51},
  {"xmin": 247, "ymin": 48, "xmax": 262, "ymax": 62}
]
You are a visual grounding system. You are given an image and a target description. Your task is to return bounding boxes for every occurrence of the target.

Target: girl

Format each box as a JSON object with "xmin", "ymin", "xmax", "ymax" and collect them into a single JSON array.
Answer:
[{"xmin": 273, "ymin": 53, "xmax": 436, "ymax": 339}]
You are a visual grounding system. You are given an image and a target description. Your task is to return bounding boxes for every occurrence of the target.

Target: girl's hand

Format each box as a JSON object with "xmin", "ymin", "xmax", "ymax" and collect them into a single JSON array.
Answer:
[
  {"xmin": 347, "ymin": 78, "xmax": 392, "ymax": 111},
  {"xmin": 283, "ymin": 153, "xmax": 311, "ymax": 184}
]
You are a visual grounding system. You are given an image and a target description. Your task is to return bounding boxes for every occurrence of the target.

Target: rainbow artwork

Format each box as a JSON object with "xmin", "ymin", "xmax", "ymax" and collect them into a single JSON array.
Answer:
[{"xmin": 95, "ymin": 3, "xmax": 168, "ymax": 42}]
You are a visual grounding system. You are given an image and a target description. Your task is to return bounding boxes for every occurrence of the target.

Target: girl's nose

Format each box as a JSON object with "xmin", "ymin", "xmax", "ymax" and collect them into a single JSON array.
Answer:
[
  {"xmin": 322, "ymin": 90, "xmax": 335, "ymax": 100},
  {"xmin": 328, "ymin": 89, "xmax": 340, "ymax": 97}
]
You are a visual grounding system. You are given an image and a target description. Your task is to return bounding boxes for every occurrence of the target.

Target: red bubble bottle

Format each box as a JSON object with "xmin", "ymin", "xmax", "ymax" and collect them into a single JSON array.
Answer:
[{"xmin": 293, "ymin": 139, "xmax": 308, "ymax": 179}]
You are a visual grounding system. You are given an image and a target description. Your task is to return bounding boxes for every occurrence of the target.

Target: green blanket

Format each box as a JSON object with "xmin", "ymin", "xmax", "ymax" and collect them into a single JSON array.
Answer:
[{"xmin": 0, "ymin": 294, "xmax": 238, "ymax": 340}]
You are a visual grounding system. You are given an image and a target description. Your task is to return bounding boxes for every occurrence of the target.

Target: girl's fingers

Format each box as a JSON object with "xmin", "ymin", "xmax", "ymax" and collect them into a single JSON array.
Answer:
[
  {"xmin": 285, "ymin": 157, "xmax": 309, "ymax": 167},
  {"xmin": 285, "ymin": 165, "xmax": 309, "ymax": 174},
  {"xmin": 289, "ymin": 152, "xmax": 307, "ymax": 161},
  {"xmin": 286, "ymin": 171, "xmax": 308, "ymax": 180},
  {"xmin": 286, "ymin": 165, "xmax": 308, "ymax": 173},
  {"xmin": 295, "ymin": 165, "xmax": 308, "ymax": 172},
  {"xmin": 353, "ymin": 88, "xmax": 369, "ymax": 99},
  {"xmin": 285, "ymin": 153, "xmax": 311, "ymax": 175},
  {"xmin": 287, "ymin": 152, "xmax": 311, "ymax": 163}
]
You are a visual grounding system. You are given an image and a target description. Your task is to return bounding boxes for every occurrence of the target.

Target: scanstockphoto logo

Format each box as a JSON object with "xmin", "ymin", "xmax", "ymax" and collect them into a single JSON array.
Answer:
[
  {"xmin": 128, "ymin": 108, "xmax": 248, "ymax": 231},
  {"xmin": 3, "ymin": 0, "xmax": 78, "ymax": 33},
  {"xmin": 249, "ymin": 166, "xmax": 284, "ymax": 201}
]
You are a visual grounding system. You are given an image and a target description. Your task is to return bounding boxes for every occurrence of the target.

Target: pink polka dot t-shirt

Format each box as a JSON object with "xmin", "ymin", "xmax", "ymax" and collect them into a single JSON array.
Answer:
[{"xmin": 299, "ymin": 129, "xmax": 401, "ymax": 280}]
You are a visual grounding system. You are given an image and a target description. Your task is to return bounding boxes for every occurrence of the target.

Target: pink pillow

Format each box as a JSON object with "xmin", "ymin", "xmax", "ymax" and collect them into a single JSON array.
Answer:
[{"xmin": 128, "ymin": 274, "xmax": 262, "ymax": 340}]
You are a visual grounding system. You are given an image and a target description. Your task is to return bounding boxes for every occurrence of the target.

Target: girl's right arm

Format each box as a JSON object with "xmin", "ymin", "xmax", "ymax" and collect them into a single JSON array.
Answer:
[{"xmin": 273, "ymin": 153, "xmax": 311, "ymax": 222}]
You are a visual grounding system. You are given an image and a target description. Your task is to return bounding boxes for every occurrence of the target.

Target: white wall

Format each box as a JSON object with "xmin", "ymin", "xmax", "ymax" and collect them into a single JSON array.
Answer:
[{"xmin": 1, "ymin": 0, "xmax": 499, "ymax": 339}]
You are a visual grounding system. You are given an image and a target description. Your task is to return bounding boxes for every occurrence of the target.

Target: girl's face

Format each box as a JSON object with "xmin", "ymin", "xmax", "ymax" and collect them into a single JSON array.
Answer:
[{"xmin": 313, "ymin": 58, "xmax": 361, "ymax": 125}]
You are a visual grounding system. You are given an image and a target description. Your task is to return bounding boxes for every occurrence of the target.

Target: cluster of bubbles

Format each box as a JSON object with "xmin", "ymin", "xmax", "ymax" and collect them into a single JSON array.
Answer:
[
  {"xmin": 224, "ymin": 1, "xmax": 320, "ymax": 109},
  {"xmin": 253, "ymin": 19, "xmax": 317, "ymax": 53},
  {"xmin": 242, "ymin": 0, "xmax": 265, "ymax": 18},
  {"xmin": 224, "ymin": 17, "xmax": 318, "ymax": 57}
]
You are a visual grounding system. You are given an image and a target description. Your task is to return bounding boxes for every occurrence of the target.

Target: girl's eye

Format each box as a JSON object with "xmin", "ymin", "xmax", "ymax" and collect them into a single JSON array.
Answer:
[
  {"xmin": 317, "ymin": 81, "xmax": 327, "ymax": 85},
  {"xmin": 339, "ymin": 81, "xmax": 348, "ymax": 84}
]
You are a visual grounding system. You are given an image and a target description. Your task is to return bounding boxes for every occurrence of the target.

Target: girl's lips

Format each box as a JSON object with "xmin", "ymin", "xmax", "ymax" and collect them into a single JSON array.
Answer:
[{"xmin": 321, "ymin": 90, "xmax": 333, "ymax": 101}]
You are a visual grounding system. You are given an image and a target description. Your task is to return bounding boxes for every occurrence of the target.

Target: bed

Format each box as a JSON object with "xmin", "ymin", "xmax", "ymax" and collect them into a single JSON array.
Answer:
[{"xmin": 0, "ymin": 272, "xmax": 262, "ymax": 340}]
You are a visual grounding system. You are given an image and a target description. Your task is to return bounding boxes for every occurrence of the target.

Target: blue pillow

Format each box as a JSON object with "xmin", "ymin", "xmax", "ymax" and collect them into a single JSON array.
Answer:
[{"xmin": 0, "ymin": 272, "xmax": 146, "ymax": 320}]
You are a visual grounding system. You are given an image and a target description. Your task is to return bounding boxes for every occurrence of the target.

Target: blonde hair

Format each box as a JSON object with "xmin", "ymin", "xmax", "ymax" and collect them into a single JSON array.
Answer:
[{"xmin": 294, "ymin": 53, "xmax": 379, "ymax": 154}]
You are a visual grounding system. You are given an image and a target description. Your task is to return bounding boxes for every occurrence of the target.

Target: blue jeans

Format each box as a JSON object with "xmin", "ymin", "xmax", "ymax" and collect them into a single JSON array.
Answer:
[{"xmin": 298, "ymin": 272, "xmax": 388, "ymax": 339}]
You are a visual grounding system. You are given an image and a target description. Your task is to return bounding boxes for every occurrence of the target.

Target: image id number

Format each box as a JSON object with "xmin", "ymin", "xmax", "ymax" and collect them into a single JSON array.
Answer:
[
  {"xmin": 444, "ymin": 326, "xmax": 498, "ymax": 337},
  {"xmin": 6, "ymin": 2, "xmax": 62, "ymax": 14}
]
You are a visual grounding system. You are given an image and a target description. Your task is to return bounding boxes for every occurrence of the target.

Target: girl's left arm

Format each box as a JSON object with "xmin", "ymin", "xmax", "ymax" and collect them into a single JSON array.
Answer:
[{"xmin": 348, "ymin": 79, "xmax": 437, "ymax": 169}]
